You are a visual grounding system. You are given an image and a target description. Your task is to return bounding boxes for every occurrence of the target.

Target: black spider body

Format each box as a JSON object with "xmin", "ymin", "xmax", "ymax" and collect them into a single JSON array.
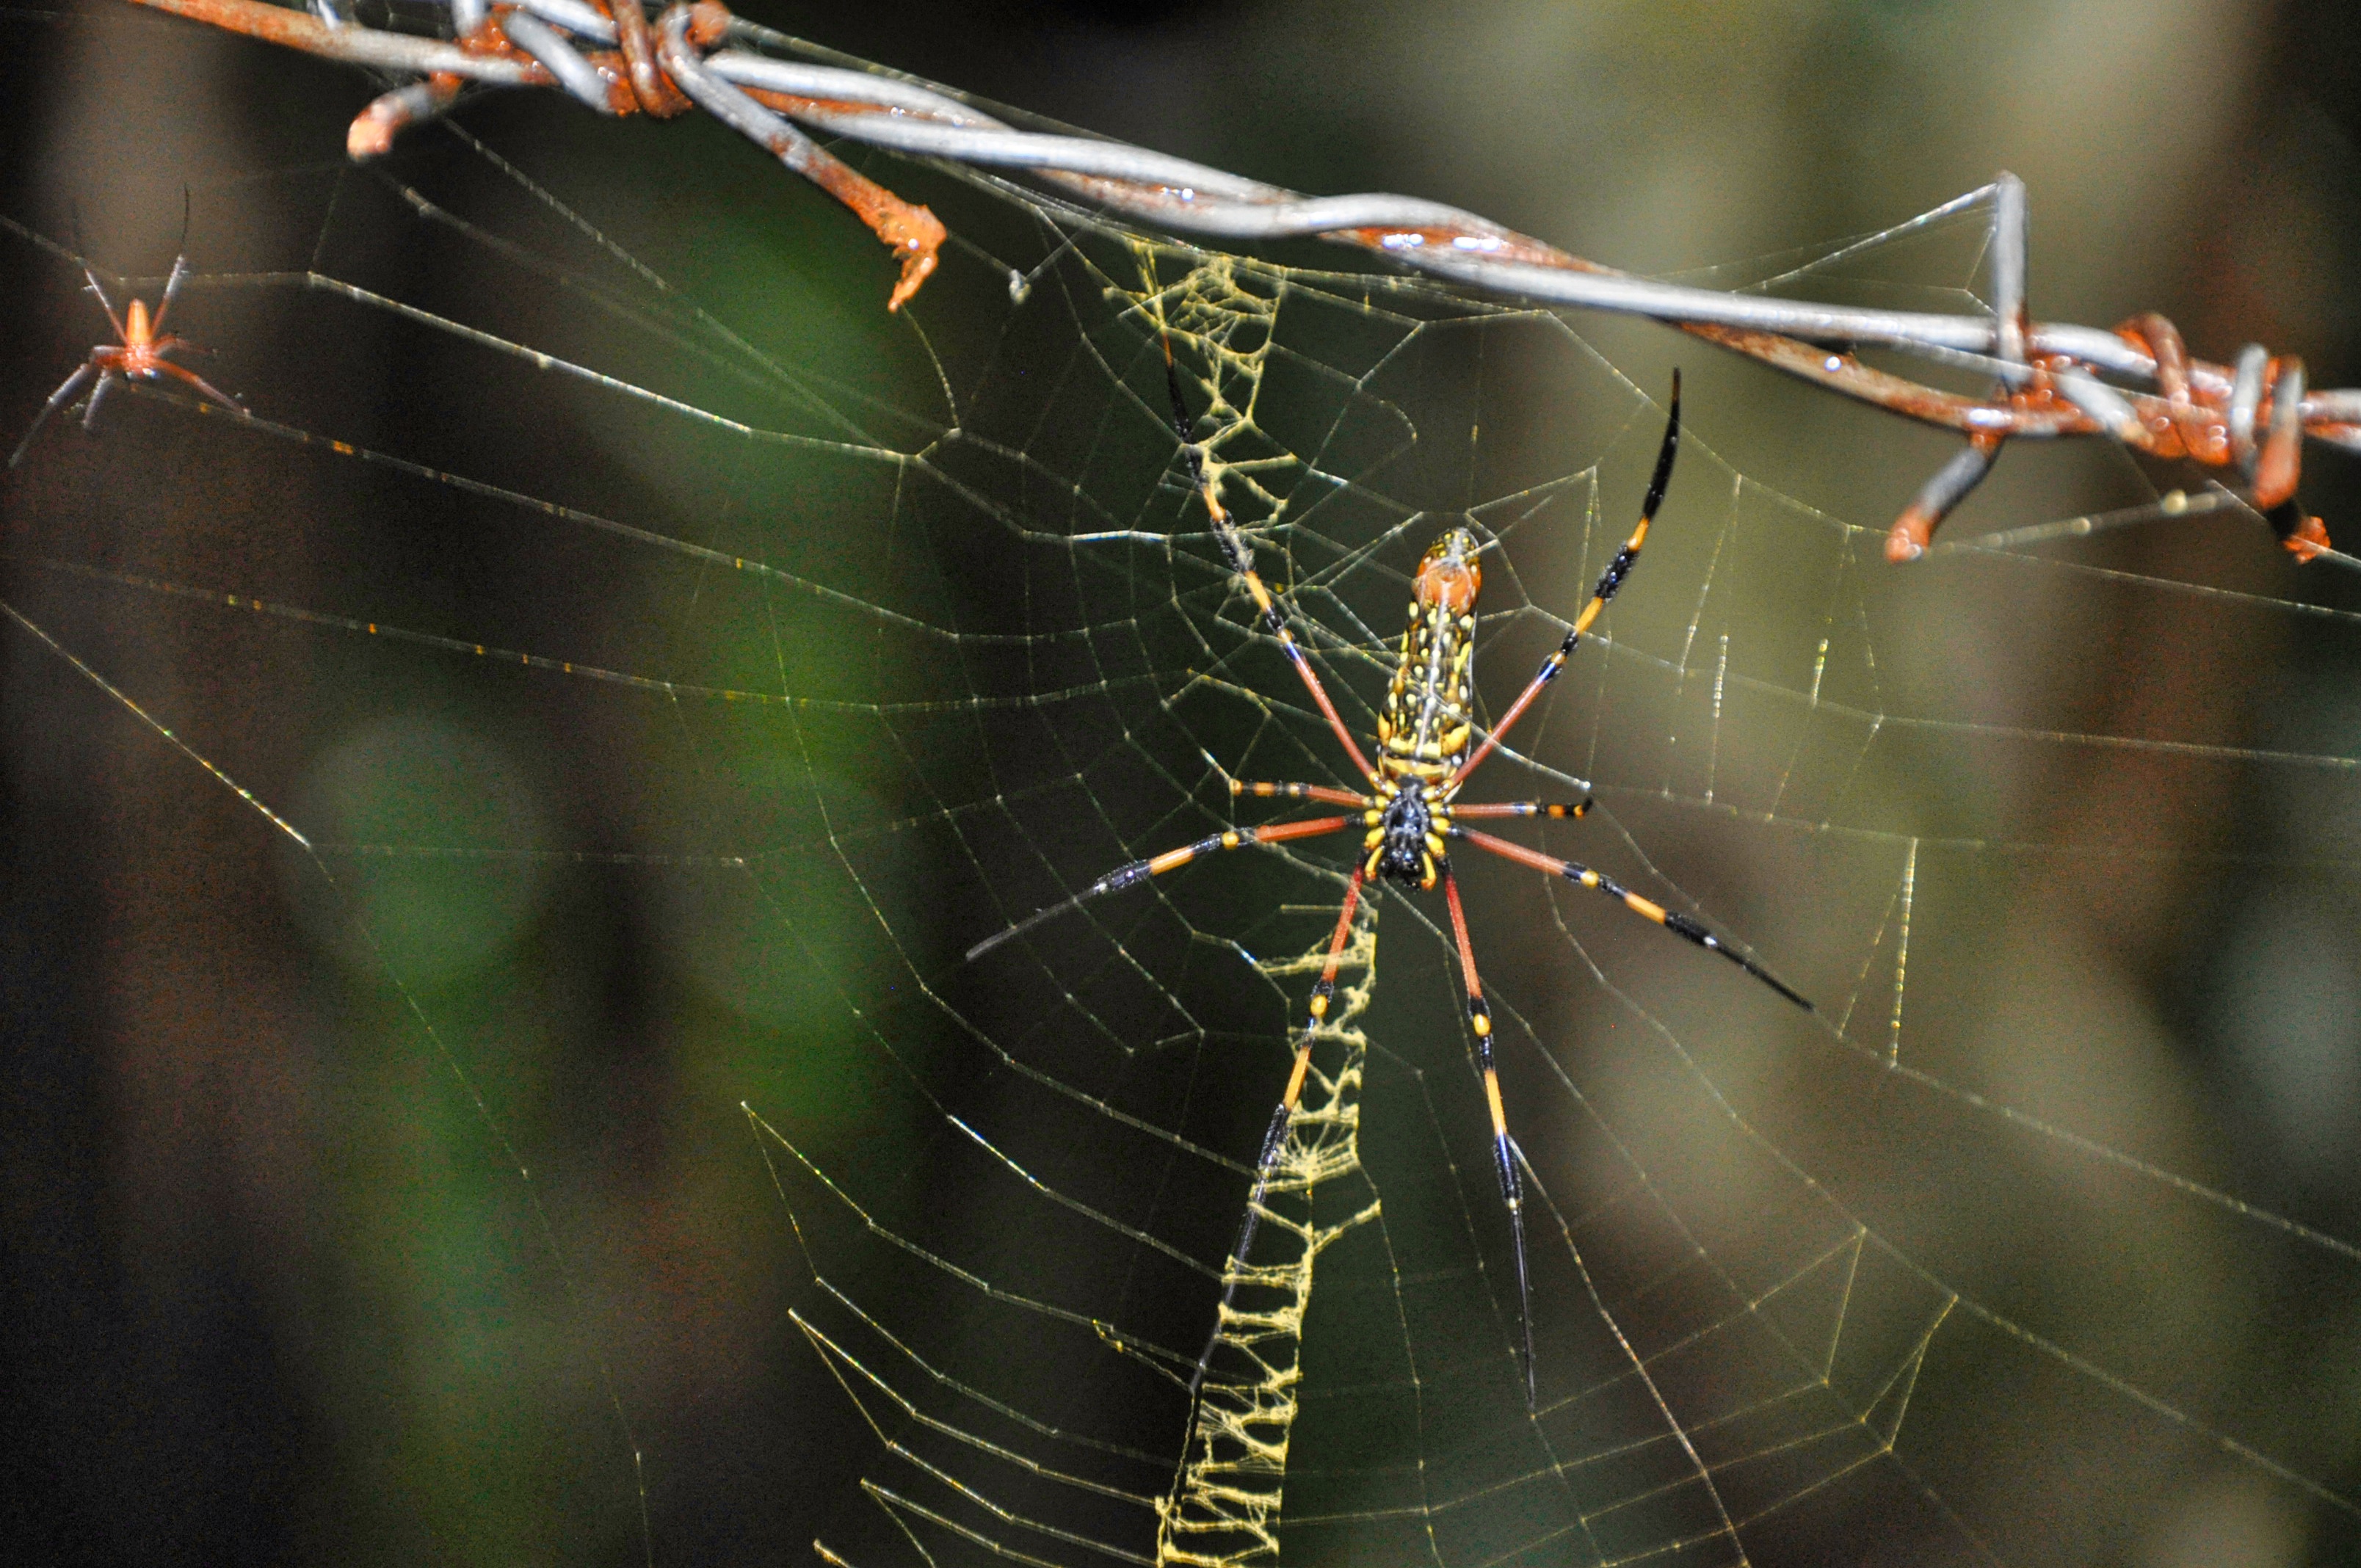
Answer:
[{"xmin": 1372, "ymin": 777, "xmax": 1437, "ymax": 888}]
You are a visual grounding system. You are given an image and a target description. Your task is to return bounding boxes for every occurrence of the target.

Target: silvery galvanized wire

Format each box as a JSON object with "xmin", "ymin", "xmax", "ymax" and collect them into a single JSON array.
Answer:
[{"xmin": 95, "ymin": 0, "xmax": 2361, "ymax": 561}]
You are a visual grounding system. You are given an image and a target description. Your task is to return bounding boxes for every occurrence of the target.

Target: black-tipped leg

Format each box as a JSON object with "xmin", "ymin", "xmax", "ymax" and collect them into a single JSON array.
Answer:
[
  {"xmin": 967, "ymin": 816, "xmax": 1351, "ymax": 963},
  {"xmin": 1497, "ymin": 1130, "xmax": 1534, "ymax": 1410},
  {"xmin": 1443, "ymin": 865, "xmax": 1537, "ymax": 1405},
  {"xmin": 1448, "ymin": 799, "xmax": 1594, "ymax": 823},
  {"xmin": 1454, "ymin": 826, "xmax": 1813, "ymax": 1012},
  {"xmin": 1449, "ymin": 372, "xmax": 1680, "ymax": 794}
]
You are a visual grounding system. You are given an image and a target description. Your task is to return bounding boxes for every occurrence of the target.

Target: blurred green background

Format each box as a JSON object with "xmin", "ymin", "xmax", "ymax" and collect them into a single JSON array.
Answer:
[{"xmin": 4, "ymin": 1, "xmax": 2360, "ymax": 1564}]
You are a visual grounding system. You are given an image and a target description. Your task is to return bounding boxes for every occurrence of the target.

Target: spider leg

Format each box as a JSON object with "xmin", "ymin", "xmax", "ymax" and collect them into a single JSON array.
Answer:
[
  {"xmin": 151, "ymin": 254, "xmax": 191, "ymax": 336},
  {"xmin": 153, "ymin": 336, "xmax": 227, "ymax": 369},
  {"xmin": 8, "ymin": 362, "xmax": 97, "ymax": 468},
  {"xmin": 1455, "ymin": 825, "xmax": 1812, "ymax": 1009},
  {"xmin": 1162, "ymin": 338, "xmax": 1379, "ymax": 785},
  {"xmin": 1192, "ymin": 865, "xmax": 1366, "ymax": 1394},
  {"xmin": 152, "ymin": 358, "xmax": 245, "ymax": 414},
  {"xmin": 965, "ymin": 814, "xmax": 1352, "ymax": 962},
  {"xmin": 1230, "ymin": 779, "xmax": 1371, "ymax": 810},
  {"xmin": 1448, "ymin": 372, "xmax": 1680, "ymax": 796},
  {"xmin": 1449, "ymin": 799, "xmax": 1594, "ymax": 821},
  {"xmin": 80, "ymin": 370, "xmax": 118, "ymax": 432},
  {"xmin": 81, "ymin": 269, "xmax": 128, "ymax": 343},
  {"xmin": 1440, "ymin": 863, "xmax": 1535, "ymax": 1407}
]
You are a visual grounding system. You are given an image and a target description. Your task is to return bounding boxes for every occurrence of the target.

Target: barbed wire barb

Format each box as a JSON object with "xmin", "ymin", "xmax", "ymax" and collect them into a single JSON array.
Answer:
[{"xmin": 103, "ymin": 0, "xmax": 2361, "ymax": 561}]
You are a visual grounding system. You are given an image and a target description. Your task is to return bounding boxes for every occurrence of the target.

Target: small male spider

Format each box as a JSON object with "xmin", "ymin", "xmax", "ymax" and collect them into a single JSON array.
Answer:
[
  {"xmin": 971, "ymin": 355, "xmax": 1813, "ymax": 1405},
  {"xmin": 9, "ymin": 255, "xmax": 243, "ymax": 470}
]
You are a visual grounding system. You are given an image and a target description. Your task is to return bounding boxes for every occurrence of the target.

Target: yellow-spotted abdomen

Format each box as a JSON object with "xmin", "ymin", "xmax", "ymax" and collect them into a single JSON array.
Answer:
[{"xmin": 1378, "ymin": 527, "xmax": 1482, "ymax": 787}]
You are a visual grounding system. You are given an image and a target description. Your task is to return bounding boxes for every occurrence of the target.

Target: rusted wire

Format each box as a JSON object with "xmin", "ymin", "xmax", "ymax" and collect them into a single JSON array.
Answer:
[
  {"xmin": 108, "ymin": 0, "xmax": 2360, "ymax": 561},
  {"xmin": 653, "ymin": 5, "xmax": 941, "ymax": 309}
]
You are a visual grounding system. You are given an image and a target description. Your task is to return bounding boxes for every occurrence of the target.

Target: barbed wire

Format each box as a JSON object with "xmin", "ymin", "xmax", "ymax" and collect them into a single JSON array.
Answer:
[{"xmin": 106, "ymin": 0, "xmax": 2361, "ymax": 562}]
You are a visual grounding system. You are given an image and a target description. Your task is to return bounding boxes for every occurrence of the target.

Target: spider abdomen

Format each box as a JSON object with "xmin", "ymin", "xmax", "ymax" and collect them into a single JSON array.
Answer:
[{"xmin": 1377, "ymin": 526, "xmax": 1481, "ymax": 788}]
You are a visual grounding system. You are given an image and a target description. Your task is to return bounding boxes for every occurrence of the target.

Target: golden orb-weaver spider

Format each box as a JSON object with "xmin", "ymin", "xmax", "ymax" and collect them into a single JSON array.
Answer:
[
  {"xmin": 9, "ymin": 253, "xmax": 243, "ymax": 471},
  {"xmin": 970, "ymin": 360, "xmax": 1812, "ymax": 1404}
]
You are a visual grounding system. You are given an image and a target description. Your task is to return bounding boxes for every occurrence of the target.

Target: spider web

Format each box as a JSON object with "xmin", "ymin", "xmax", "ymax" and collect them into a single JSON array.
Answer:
[{"xmin": 7, "ymin": 9, "xmax": 2361, "ymax": 1567}]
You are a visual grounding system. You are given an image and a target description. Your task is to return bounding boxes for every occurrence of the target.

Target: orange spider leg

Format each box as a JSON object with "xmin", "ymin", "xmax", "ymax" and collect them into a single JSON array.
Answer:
[
  {"xmin": 1228, "ymin": 779, "xmax": 1371, "ymax": 810},
  {"xmin": 1440, "ymin": 863, "xmax": 1534, "ymax": 1404},
  {"xmin": 148, "ymin": 358, "xmax": 244, "ymax": 416},
  {"xmin": 965, "ymin": 815, "xmax": 1352, "ymax": 962},
  {"xmin": 1225, "ymin": 559, "xmax": 1379, "ymax": 785},
  {"xmin": 1448, "ymin": 373, "xmax": 1680, "ymax": 797},
  {"xmin": 1194, "ymin": 865, "xmax": 1366, "ymax": 1393},
  {"xmin": 1448, "ymin": 800, "xmax": 1592, "ymax": 821},
  {"xmin": 1455, "ymin": 825, "xmax": 1810, "ymax": 1009},
  {"xmin": 1163, "ymin": 338, "xmax": 1379, "ymax": 786}
]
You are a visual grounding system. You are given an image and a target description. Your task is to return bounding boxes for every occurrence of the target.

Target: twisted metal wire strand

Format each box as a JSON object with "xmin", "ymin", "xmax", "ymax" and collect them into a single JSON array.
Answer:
[{"xmin": 110, "ymin": 0, "xmax": 2361, "ymax": 560}]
